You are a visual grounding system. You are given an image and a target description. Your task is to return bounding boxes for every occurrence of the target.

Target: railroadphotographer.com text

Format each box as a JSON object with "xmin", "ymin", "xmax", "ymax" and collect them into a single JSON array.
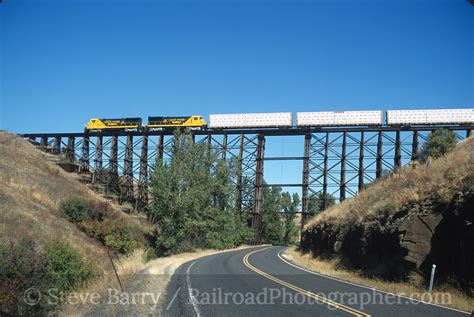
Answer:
[{"xmin": 184, "ymin": 287, "xmax": 453, "ymax": 311}]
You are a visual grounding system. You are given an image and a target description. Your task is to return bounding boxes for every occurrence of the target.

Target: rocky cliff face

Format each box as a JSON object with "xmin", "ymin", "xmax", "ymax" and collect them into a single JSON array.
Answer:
[{"xmin": 300, "ymin": 180, "xmax": 474, "ymax": 289}]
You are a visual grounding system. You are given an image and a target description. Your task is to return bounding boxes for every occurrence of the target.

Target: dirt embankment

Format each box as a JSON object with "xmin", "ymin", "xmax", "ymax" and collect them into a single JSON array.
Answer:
[{"xmin": 301, "ymin": 137, "xmax": 474, "ymax": 290}]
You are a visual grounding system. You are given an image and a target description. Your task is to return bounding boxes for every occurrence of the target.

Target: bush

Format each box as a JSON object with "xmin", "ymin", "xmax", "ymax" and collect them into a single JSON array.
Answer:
[
  {"xmin": 79, "ymin": 219, "xmax": 143, "ymax": 254},
  {"xmin": 0, "ymin": 238, "xmax": 49, "ymax": 315},
  {"xmin": 204, "ymin": 210, "xmax": 253, "ymax": 250},
  {"xmin": 0, "ymin": 238, "xmax": 96, "ymax": 316},
  {"xmin": 44, "ymin": 240, "xmax": 96, "ymax": 294},
  {"xmin": 59, "ymin": 196, "xmax": 89, "ymax": 223},
  {"xmin": 60, "ymin": 196, "xmax": 107, "ymax": 223},
  {"xmin": 420, "ymin": 128, "xmax": 457, "ymax": 160},
  {"xmin": 60, "ymin": 196, "xmax": 141, "ymax": 254}
]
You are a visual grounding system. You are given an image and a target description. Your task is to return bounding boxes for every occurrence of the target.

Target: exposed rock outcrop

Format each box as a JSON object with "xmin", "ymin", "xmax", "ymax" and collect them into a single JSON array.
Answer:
[{"xmin": 301, "ymin": 184, "xmax": 474, "ymax": 289}]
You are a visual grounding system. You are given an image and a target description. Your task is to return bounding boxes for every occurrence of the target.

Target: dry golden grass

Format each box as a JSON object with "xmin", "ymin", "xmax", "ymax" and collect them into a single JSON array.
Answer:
[
  {"xmin": 59, "ymin": 248, "xmax": 148, "ymax": 316},
  {"xmin": 306, "ymin": 137, "xmax": 474, "ymax": 228},
  {"xmin": 283, "ymin": 247, "xmax": 473, "ymax": 312},
  {"xmin": 0, "ymin": 132, "xmax": 149, "ymax": 272}
]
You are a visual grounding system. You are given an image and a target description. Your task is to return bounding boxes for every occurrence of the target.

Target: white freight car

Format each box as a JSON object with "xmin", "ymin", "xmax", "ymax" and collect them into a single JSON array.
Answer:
[
  {"xmin": 296, "ymin": 111, "xmax": 383, "ymax": 127},
  {"xmin": 209, "ymin": 112, "xmax": 292, "ymax": 128},
  {"xmin": 386, "ymin": 109, "xmax": 474, "ymax": 125}
]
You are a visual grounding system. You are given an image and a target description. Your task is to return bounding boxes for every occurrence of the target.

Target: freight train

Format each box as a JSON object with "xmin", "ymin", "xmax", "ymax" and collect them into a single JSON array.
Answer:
[{"xmin": 84, "ymin": 109, "xmax": 474, "ymax": 132}]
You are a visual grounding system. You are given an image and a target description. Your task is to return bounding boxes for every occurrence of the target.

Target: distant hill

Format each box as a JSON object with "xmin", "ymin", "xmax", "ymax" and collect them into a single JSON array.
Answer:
[{"xmin": 301, "ymin": 137, "xmax": 473, "ymax": 288}]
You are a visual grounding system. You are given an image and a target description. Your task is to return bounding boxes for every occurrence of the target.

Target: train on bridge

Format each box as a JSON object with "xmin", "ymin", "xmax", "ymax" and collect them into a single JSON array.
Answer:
[{"xmin": 84, "ymin": 108, "xmax": 474, "ymax": 132}]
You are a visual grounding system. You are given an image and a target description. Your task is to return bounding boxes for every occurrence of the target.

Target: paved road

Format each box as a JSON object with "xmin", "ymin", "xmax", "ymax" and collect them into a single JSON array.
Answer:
[{"xmin": 164, "ymin": 246, "xmax": 469, "ymax": 316}]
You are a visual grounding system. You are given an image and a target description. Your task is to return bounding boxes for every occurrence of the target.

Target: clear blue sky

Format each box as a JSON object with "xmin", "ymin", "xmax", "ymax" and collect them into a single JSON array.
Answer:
[
  {"xmin": 1, "ymin": 0, "xmax": 473, "ymax": 200},
  {"xmin": 1, "ymin": 0, "xmax": 472, "ymax": 133}
]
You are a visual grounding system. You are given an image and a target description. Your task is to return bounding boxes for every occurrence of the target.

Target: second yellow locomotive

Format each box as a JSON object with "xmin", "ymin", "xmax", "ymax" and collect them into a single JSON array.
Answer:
[{"xmin": 147, "ymin": 116, "xmax": 206, "ymax": 130}]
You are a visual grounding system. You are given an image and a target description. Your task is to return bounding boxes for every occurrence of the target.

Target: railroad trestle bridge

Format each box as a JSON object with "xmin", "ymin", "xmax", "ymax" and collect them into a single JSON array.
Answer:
[{"xmin": 21, "ymin": 125, "xmax": 473, "ymax": 243}]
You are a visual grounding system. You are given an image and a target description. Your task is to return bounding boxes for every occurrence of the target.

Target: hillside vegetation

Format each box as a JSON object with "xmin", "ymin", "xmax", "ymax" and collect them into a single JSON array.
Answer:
[
  {"xmin": 0, "ymin": 132, "xmax": 150, "ymax": 314},
  {"xmin": 301, "ymin": 137, "xmax": 473, "ymax": 291}
]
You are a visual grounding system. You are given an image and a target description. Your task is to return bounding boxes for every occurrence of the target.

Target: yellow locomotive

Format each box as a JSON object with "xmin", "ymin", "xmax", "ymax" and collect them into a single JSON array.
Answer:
[
  {"xmin": 84, "ymin": 118, "xmax": 142, "ymax": 132},
  {"xmin": 147, "ymin": 116, "xmax": 206, "ymax": 130},
  {"xmin": 84, "ymin": 116, "xmax": 206, "ymax": 132}
]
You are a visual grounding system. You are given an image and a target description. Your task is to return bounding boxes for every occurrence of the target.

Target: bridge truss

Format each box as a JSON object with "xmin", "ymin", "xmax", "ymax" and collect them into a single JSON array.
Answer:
[{"xmin": 22, "ymin": 125, "xmax": 473, "ymax": 244}]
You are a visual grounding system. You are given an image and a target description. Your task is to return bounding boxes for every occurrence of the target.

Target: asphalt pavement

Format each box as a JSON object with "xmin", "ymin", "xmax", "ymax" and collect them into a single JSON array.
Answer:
[{"xmin": 164, "ymin": 246, "xmax": 470, "ymax": 317}]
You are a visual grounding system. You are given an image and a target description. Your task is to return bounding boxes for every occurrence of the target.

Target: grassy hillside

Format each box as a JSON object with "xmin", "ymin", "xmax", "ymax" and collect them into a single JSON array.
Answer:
[
  {"xmin": 0, "ymin": 132, "xmax": 150, "ymax": 267},
  {"xmin": 0, "ymin": 132, "xmax": 151, "ymax": 314}
]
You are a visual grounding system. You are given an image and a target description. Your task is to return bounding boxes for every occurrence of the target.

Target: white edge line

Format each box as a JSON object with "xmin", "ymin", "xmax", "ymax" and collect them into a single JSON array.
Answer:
[
  {"xmin": 277, "ymin": 248, "xmax": 470, "ymax": 315},
  {"xmin": 175, "ymin": 245, "xmax": 270, "ymax": 269},
  {"xmin": 186, "ymin": 261, "xmax": 201, "ymax": 317},
  {"xmin": 166, "ymin": 286, "xmax": 181, "ymax": 311}
]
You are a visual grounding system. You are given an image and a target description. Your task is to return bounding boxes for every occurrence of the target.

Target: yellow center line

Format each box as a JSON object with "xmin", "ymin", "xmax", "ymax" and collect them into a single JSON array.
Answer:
[{"xmin": 242, "ymin": 247, "xmax": 371, "ymax": 317}]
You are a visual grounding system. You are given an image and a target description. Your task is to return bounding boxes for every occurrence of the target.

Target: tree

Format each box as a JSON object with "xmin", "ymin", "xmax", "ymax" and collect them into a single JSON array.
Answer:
[
  {"xmin": 261, "ymin": 186, "xmax": 284, "ymax": 245},
  {"xmin": 281, "ymin": 192, "xmax": 299, "ymax": 245},
  {"xmin": 308, "ymin": 192, "xmax": 336, "ymax": 214},
  {"xmin": 260, "ymin": 187, "xmax": 300, "ymax": 246},
  {"xmin": 148, "ymin": 130, "xmax": 251, "ymax": 255},
  {"xmin": 420, "ymin": 128, "xmax": 457, "ymax": 160}
]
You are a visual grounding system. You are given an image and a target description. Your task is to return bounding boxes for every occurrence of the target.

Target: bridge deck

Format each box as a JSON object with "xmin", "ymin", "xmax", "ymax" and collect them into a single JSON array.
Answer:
[{"xmin": 19, "ymin": 124, "xmax": 473, "ymax": 138}]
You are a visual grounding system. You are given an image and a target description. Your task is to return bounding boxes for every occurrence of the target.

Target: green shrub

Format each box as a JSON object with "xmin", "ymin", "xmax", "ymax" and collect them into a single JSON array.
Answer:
[
  {"xmin": 59, "ymin": 196, "xmax": 89, "ymax": 223},
  {"xmin": 44, "ymin": 239, "xmax": 96, "ymax": 294},
  {"xmin": 59, "ymin": 196, "xmax": 107, "ymax": 223},
  {"xmin": 0, "ymin": 238, "xmax": 50, "ymax": 315},
  {"xmin": 101, "ymin": 220, "xmax": 141, "ymax": 253},
  {"xmin": 420, "ymin": 128, "xmax": 457, "ymax": 160},
  {"xmin": 60, "ymin": 196, "xmax": 142, "ymax": 254},
  {"xmin": 0, "ymin": 238, "xmax": 96, "ymax": 316},
  {"xmin": 79, "ymin": 219, "xmax": 143, "ymax": 254}
]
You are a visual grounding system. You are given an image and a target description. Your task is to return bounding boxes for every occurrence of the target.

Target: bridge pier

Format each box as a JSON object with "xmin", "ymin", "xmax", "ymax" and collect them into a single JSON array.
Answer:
[
  {"xmin": 206, "ymin": 133, "xmax": 212, "ymax": 163},
  {"xmin": 301, "ymin": 133, "xmax": 311, "ymax": 228},
  {"xmin": 137, "ymin": 135, "xmax": 149, "ymax": 211},
  {"xmin": 221, "ymin": 133, "xmax": 228, "ymax": 160},
  {"xmin": 108, "ymin": 135, "xmax": 119, "ymax": 195},
  {"xmin": 80, "ymin": 136, "xmax": 90, "ymax": 173},
  {"xmin": 40, "ymin": 136, "xmax": 48, "ymax": 148},
  {"xmin": 157, "ymin": 134, "xmax": 164, "ymax": 164},
  {"xmin": 358, "ymin": 131, "xmax": 365, "ymax": 192},
  {"xmin": 467, "ymin": 129, "xmax": 472, "ymax": 138},
  {"xmin": 322, "ymin": 132, "xmax": 329, "ymax": 210},
  {"xmin": 92, "ymin": 136, "xmax": 103, "ymax": 183},
  {"xmin": 411, "ymin": 131, "xmax": 419, "ymax": 161},
  {"xmin": 66, "ymin": 137, "xmax": 75, "ymax": 162},
  {"xmin": 52, "ymin": 136, "xmax": 61, "ymax": 154},
  {"xmin": 394, "ymin": 130, "xmax": 401, "ymax": 169},
  {"xmin": 339, "ymin": 132, "xmax": 347, "ymax": 202},
  {"xmin": 122, "ymin": 135, "xmax": 134, "ymax": 204},
  {"xmin": 251, "ymin": 134, "xmax": 265, "ymax": 245},
  {"xmin": 235, "ymin": 134, "xmax": 244, "ymax": 212},
  {"xmin": 376, "ymin": 130, "xmax": 383, "ymax": 179}
]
